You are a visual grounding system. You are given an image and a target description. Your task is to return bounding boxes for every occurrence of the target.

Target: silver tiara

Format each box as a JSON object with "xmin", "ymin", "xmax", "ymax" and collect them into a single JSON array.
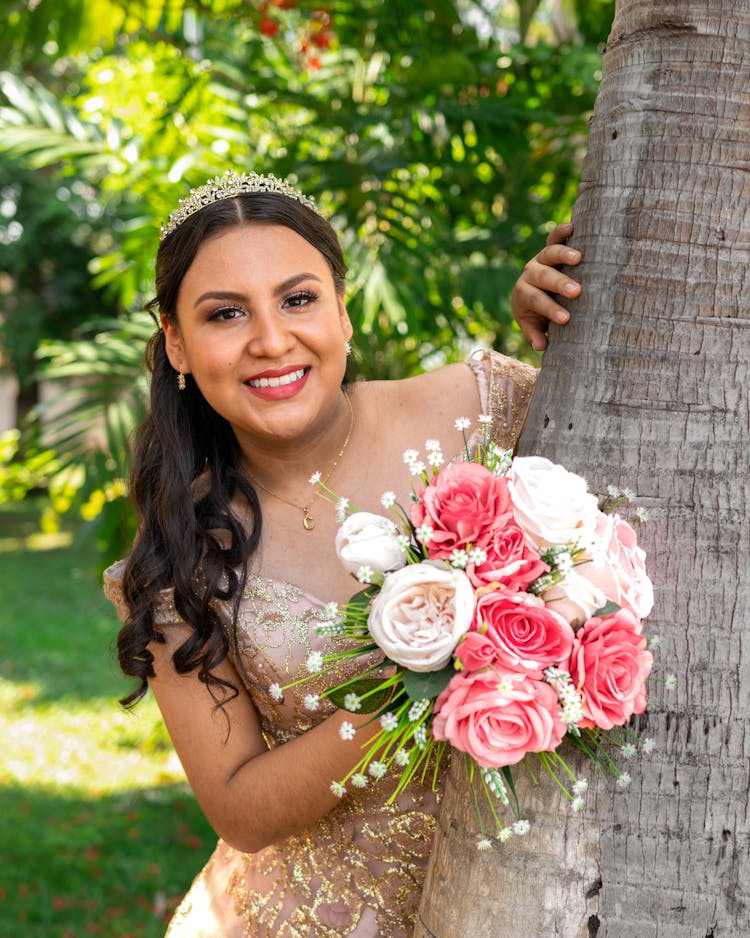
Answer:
[{"xmin": 160, "ymin": 169, "xmax": 322, "ymax": 240}]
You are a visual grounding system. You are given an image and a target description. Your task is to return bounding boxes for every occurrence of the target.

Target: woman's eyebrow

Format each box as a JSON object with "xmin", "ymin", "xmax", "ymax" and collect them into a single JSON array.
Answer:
[{"xmin": 194, "ymin": 273, "xmax": 323, "ymax": 308}]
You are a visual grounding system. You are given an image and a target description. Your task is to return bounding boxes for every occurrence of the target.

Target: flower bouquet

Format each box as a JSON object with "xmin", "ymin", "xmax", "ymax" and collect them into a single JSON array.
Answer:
[{"xmin": 279, "ymin": 417, "xmax": 657, "ymax": 845}]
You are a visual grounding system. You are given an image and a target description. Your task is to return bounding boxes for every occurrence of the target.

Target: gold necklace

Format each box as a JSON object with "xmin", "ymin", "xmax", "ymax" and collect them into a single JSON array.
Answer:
[{"xmin": 247, "ymin": 391, "xmax": 354, "ymax": 531}]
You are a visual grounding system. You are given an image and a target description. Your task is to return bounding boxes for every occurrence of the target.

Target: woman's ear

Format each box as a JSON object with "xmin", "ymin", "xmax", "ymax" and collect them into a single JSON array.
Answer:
[
  {"xmin": 337, "ymin": 295, "xmax": 354, "ymax": 342},
  {"xmin": 161, "ymin": 315, "xmax": 189, "ymax": 374}
]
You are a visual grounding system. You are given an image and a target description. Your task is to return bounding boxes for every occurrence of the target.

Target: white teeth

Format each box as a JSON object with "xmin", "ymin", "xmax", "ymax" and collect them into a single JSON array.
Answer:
[{"xmin": 249, "ymin": 368, "xmax": 306, "ymax": 389}]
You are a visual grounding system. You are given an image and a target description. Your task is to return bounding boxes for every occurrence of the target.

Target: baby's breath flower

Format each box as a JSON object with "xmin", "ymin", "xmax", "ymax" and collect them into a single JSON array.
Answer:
[
  {"xmin": 269, "ymin": 683, "xmax": 284, "ymax": 702},
  {"xmin": 468, "ymin": 547, "xmax": 487, "ymax": 566},
  {"xmin": 356, "ymin": 565, "xmax": 377, "ymax": 584},
  {"xmin": 323, "ymin": 601, "xmax": 339, "ymax": 619},
  {"xmin": 635, "ymin": 506, "xmax": 650, "ymax": 521},
  {"xmin": 336, "ymin": 497, "xmax": 350, "ymax": 523},
  {"xmin": 497, "ymin": 676, "xmax": 515, "ymax": 695},
  {"xmin": 416, "ymin": 524, "xmax": 434, "ymax": 544},
  {"xmin": 395, "ymin": 534, "xmax": 410, "ymax": 550},
  {"xmin": 572, "ymin": 779, "xmax": 589, "ymax": 796},
  {"xmin": 403, "ymin": 448, "xmax": 419, "ymax": 465},
  {"xmin": 306, "ymin": 651, "xmax": 324, "ymax": 674},
  {"xmin": 620, "ymin": 742, "xmax": 637, "ymax": 760},
  {"xmin": 352, "ymin": 773, "xmax": 368, "ymax": 788},
  {"xmin": 642, "ymin": 738, "xmax": 656, "ymax": 754},
  {"xmin": 454, "ymin": 417, "xmax": 471, "ymax": 431},
  {"xmin": 339, "ymin": 721, "xmax": 356, "ymax": 741},
  {"xmin": 512, "ymin": 819, "xmax": 530, "ymax": 836},
  {"xmin": 425, "ymin": 438, "xmax": 441, "ymax": 451},
  {"xmin": 607, "ymin": 484, "xmax": 621, "ymax": 498},
  {"xmin": 664, "ymin": 674, "xmax": 678, "ymax": 690},
  {"xmin": 623, "ymin": 487, "xmax": 635, "ymax": 500},
  {"xmin": 316, "ymin": 620, "xmax": 346, "ymax": 637},
  {"xmin": 477, "ymin": 838, "xmax": 492, "ymax": 851},
  {"xmin": 649, "ymin": 634, "xmax": 662, "ymax": 649},
  {"xmin": 330, "ymin": 781, "xmax": 346, "ymax": 797},
  {"xmin": 303, "ymin": 694, "xmax": 320, "ymax": 711},
  {"xmin": 478, "ymin": 414, "xmax": 492, "ymax": 425},
  {"xmin": 344, "ymin": 693, "xmax": 362, "ymax": 712},
  {"xmin": 413, "ymin": 724, "xmax": 427, "ymax": 749},
  {"xmin": 368, "ymin": 760, "xmax": 387, "ymax": 780},
  {"xmin": 554, "ymin": 552, "xmax": 574, "ymax": 576},
  {"xmin": 571, "ymin": 797, "xmax": 585, "ymax": 813},
  {"xmin": 410, "ymin": 460, "xmax": 427, "ymax": 476},
  {"xmin": 450, "ymin": 548, "xmax": 469, "ymax": 569},
  {"xmin": 408, "ymin": 698, "xmax": 430, "ymax": 722},
  {"xmin": 428, "ymin": 451, "xmax": 444, "ymax": 469},
  {"xmin": 380, "ymin": 490, "xmax": 396, "ymax": 509},
  {"xmin": 616, "ymin": 772, "xmax": 632, "ymax": 789},
  {"xmin": 380, "ymin": 712, "xmax": 399, "ymax": 732},
  {"xmin": 498, "ymin": 827, "xmax": 513, "ymax": 843},
  {"xmin": 394, "ymin": 748, "xmax": 410, "ymax": 767},
  {"xmin": 309, "ymin": 470, "xmax": 322, "ymax": 485}
]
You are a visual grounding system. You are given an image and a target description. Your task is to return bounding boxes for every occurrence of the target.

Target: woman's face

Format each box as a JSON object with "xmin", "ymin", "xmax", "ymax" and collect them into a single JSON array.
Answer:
[{"xmin": 163, "ymin": 222, "xmax": 353, "ymax": 451}]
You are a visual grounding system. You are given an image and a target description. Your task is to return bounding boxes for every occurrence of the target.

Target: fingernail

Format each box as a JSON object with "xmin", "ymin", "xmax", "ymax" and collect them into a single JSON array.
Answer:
[
  {"xmin": 563, "ymin": 282, "xmax": 578, "ymax": 295},
  {"xmin": 556, "ymin": 309, "xmax": 569, "ymax": 322},
  {"xmin": 565, "ymin": 250, "xmax": 579, "ymax": 261}
]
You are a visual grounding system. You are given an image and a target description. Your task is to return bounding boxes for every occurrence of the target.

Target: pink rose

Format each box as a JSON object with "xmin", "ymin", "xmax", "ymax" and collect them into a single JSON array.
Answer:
[
  {"xmin": 466, "ymin": 520, "xmax": 549, "ymax": 592},
  {"xmin": 543, "ymin": 570, "xmax": 608, "ymax": 630},
  {"xmin": 410, "ymin": 463, "xmax": 512, "ymax": 559},
  {"xmin": 432, "ymin": 669, "xmax": 567, "ymax": 768},
  {"xmin": 579, "ymin": 512, "xmax": 654, "ymax": 620},
  {"xmin": 457, "ymin": 591, "xmax": 574, "ymax": 677},
  {"xmin": 569, "ymin": 608, "xmax": 653, "ymax": 731}
]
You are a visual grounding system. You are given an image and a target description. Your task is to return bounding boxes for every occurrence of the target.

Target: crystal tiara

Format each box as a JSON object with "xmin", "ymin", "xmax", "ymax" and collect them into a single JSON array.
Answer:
[{"xmin": 160, "ymin": 169, "xmax": 322, "ymax": 240}]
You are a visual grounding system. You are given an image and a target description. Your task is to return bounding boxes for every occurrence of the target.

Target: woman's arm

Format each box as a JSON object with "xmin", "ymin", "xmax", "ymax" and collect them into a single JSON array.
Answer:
[
  {"xmin": 148, "ymin": 630, "xmax": 385, "ymax": 854},
  {"xmin": 511, "ymin": 222, "xmax": 582, "ymax": 351}
]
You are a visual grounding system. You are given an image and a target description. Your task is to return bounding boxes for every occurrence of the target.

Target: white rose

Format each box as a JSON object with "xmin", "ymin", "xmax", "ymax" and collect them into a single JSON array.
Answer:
[
  {"xmin": 335, "ymin": 511, "xmax": 408, "ymax": 578},
  {"xmin": 543, "ymin": 570, "xmax": 607, "ymax": 630},
  {"xmin": 507, "ymin": 456, "xmax": 600, "ymax": 547},
  {"xmin": 367, "ymin": 561, "xmax": 475, "ymax": 672}
]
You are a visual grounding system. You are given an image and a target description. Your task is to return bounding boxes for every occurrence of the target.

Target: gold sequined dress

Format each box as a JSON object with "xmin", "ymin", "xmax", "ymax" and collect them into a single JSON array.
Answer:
[{"xmin": 104, "ymin": 351, "xmax": 536, "ymax": 937}]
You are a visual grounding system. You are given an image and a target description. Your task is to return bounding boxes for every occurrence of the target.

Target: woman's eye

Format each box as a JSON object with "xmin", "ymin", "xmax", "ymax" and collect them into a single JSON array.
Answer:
[
  {"xmin": 284, "ymin": 290, "xmax": 318, "ymax": 309},
  {"xmin": 208, "ymin": 305, "xmax": 244, "ymax": 322}
]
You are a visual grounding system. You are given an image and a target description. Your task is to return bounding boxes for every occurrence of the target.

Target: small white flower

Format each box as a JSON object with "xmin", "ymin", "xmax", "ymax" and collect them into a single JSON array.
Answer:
[
  {"xmin": 309, "ymin": 470, "xmax": 322, "ymax": 485},
  {"xmin": 498, "ymin": 827, "xmax": 513, "ymax": 843},
  {"xmin": 368, "ymin": 760, "xmax": 387, "ymax": 779},
  {"xmin": 607, "ymin": 484, "xmax": 621, "ymax": 498},
  {"xmin": 477, "ymin": 838, "xmax": 492, "ymax": 851},
  {"xmin": 554, "ymin": 552, "xmax": 574, "ymax": 576},
  {"xmin": 416, "ymin": 523, "xmax": 434, "ymax": 544},
  {"xmin": 635, "ymin": 506, "xmax": 650, "ymax": 521},
  {"xmin": 478, "ymin": 414, "xmax": 492, "ymax": 425},
  {"xmin": 380, "ymin": 712, "xmax": 399, "ymax": 732},
  {"xmin": 467, "ymin": 547, "xmax": 487, "ymax": 566},
  {"xmin": 380, "ymin": 490, "xmax": 396, "ymax": 509},
  {"xmin": 303, "ymin": 694, "xmax": 320, "ymax": 711},
  {"xmin": 425, "ymin": 438, "xmax": 441, "ymax": 451},
  {"xmin": 408, "ymin": 698, "xmax": 430, "ymax": 722},
  {"xmin": 339, "ymin": 721, "xmax": 356, "ymax": 741},
  {"xmin": 306, "ymin": 651, "xmax": 324, "ymax": 674},
  {"xmin": 450, "ymin": 548, "xmax": 468, "ymax": 569},
  {"xmin": 356, "ymin": 565, "xmax": 377, "ymax": 584},
  {"xmin": 620, "ymin": 742, "xmax": 637, "ymax": 760},
  {"xmin": 323, "ymin": 601, "xmax": 339, "ymax": 619},
  {"xmin": 454, "ymin": 417, "xmax": 471, "ymax": 431},
  {"xmin": 649, "ymin": 635, "xmax": 662, "ymax": 649},
  {"xmin": 572, "ymin": 779, "xmax": 589, "ymax": 796},
  {"xmin": 512, "ymin": 819, "xmax": 530, "ymax": 836},
  {"xmin": 269, "ymin": 683, "xmax": 284, "ymax": 701},
  {"xmin": 394, "ymin": 748, "xmax": 410, "ymax": 767},
  {"xmin": 410, "ymin": 461, "xmax": 427, "ymax": 476},
  {"xmin": 330, "ymin": 780, "xmax": 346, "ymax": 797},
  {"xmin": 428, "ymin": 451, "xmax": 444, "ymax": 469},
  {"xmin": 642, "ymin": 737, "xmax": 656, "ymax": 754},
  {"xmin": 665, "ymin": 673, "xmax": 678, "ymax": 690},
  {"xmin": 623, "ymin": 487, "xmax": 635, "ymax": 500},
  {"xmin": 414, "ymin": 724, "xmax": 427, "ymax": 749},
  {"xmin": 616, "ymin": 772, "xmax": 632, "ymax": 789},
  {"xmin": 395, "ymin": 534, "xmax": 410, "ymax": 550},
  {"xmin": 571, "ymin": 797, "xmax": 585, "ymax": 813},
  {"xmin": 343, "ymin": 693, "xmax": 362, "ymax": 712},
  {"xmin": 335, "ymin": 497, "xmax": 350, "ymax": 523},
  {"xmin": 497, "ymin": 676, "xmax": 515, "ymax": 695},
  {"xmin": 352, "ymin": 773, "xmax": 368, "ymax": 788},
  {"xmin": 403, "ymin": 449, "xmax": 419, "ymax": 465}
]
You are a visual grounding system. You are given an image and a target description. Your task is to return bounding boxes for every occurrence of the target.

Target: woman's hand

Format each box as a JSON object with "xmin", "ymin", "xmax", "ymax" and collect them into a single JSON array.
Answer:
[{"xmin": 511, "ymin": 222, "xmax": 582, "ymax": 351}]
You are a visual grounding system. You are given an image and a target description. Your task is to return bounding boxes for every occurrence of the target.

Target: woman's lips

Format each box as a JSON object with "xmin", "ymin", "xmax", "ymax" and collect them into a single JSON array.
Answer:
[{"xmin": 244, "ymin": 366, "xmax": 310, "ymax": 400}]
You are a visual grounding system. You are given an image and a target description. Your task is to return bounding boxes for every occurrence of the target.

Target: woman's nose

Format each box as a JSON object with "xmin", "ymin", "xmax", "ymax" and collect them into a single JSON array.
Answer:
[{"xmin": 246, "ymin": 311, "xmax": 293, "ymax": 358}]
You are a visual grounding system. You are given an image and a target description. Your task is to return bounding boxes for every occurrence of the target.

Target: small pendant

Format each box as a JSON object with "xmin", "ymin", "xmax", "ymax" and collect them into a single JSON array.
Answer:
[{"xmin": 302, "ymin": 507, "xmax": 315, "ymax": 531}]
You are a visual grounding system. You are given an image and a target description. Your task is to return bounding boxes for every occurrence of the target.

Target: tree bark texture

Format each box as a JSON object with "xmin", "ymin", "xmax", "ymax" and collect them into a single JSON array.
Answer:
[{"xmin": 416, "ymin": 3, "xmax": 750, "ymax": 936}]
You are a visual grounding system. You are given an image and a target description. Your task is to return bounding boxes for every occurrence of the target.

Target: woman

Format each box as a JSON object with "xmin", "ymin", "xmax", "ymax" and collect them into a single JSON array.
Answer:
[{"xmin": 105, "ymin": 171, "xmax": 579, "ymax": 936}]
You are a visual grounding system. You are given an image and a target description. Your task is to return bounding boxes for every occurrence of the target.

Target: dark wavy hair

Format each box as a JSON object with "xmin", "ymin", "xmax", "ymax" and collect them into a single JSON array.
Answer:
[{"xmin": 117, "ymin": 192, "xmax": 348, "ymax": 709}]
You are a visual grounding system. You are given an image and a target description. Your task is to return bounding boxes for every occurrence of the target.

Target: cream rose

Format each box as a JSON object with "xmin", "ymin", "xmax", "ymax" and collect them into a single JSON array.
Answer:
[
  {"xmin": 507, "ymin": 456, "xmax": 600, "ymax": 547},
  {"xmin": 335, "ymin": 512, "xmax": 408, "ymax": 578},
  {"xmin": 542, "ymin": 570, "xmax": 608, "ymax": 630},
  {"xmin": 367, "ymin": 561, "xmax": 475, "ymax": 672}
]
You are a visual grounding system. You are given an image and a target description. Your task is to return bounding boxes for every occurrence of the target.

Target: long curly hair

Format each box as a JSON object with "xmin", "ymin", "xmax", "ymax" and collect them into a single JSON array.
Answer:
[{"xmin": 117, "ymin": 192, "xmax": 348, "ymax": 709}]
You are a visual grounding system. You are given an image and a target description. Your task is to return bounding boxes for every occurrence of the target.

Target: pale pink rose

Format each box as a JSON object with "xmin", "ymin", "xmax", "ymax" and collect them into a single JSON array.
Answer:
[
  {"xmin": 543, "ymin": 570, "xmax": 608, "ymax": 630},
  {"xmin": 454, "ymin": 630, "xmax": 497, "ymax": 672},
  {"xmin": 433, "ymin": 669, "xmax": 567, "ymax": 768},
  {"xmin": 507, "ymin": 456, "xmax": 599, "ymax": 547},
  {"xmin": 335, "ymin": 511, "xmax": 407, "ymax": 577},
  {"xmin": 367, "ymin": 561, "xmax": 475, "ymax": 672},
  {"xmin": 466, "ymin": 521, "xmax": 548, "ymax": 591},
  {"xmin": 459, "ymin": 591, "xmax": 575, "ymax": 677},
  {"xmin": 569, "ymin": 608, "xmax": 653, "ymax": 731},
  {"xmin": 579, "ymin": 512, "xmax": 654, "ymax": 620},
  {"xmin": 410, "ymin": 463, "xmax": 512, "ymax": 559}
]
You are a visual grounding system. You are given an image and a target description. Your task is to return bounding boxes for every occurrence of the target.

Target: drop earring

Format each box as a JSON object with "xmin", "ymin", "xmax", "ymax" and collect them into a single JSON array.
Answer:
[
  {"xmin": 345, "ymin": 341, "xmax": 352, "ymax": 356},
  {"xmin": 177, "ymin": 368, "xmax": 186, "ymax": 391}
]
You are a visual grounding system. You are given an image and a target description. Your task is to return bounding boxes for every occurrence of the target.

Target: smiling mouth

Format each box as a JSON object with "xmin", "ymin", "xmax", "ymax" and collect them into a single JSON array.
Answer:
[{"xmin": 246, "ymin": 367, "xmax": 308, "ymax": 389}]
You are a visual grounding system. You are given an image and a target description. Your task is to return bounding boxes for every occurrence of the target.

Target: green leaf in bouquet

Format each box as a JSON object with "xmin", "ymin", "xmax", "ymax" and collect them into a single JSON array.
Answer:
[
  {"xmin": 402, "ymin": 664, "xmax": 455, "ymax": 702},
  {"xmin": 327, "ymin": 678, "xmax": 393, "ymax": 714},
  {"xmin": 592, "ymin": 601, "xmax": 622, "ymax": 618}
]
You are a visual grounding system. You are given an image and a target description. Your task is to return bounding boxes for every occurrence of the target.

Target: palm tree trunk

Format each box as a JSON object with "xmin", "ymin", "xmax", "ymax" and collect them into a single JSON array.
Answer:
[{"xmin": 416, "ymin": 2, "xmax": 750, "ymax": 935}]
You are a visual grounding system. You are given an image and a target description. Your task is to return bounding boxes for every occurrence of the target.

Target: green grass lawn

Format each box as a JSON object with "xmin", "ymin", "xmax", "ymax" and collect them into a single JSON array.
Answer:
[{"xmin": 0, "ymin": 502, "xmax": 216, "ymax": 937}]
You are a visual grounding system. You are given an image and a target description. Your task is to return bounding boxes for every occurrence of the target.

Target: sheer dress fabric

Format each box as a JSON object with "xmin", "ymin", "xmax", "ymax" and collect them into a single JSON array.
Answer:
[{"xmin": 104, "ymin": 351, "xmax": 536, "ymax": 937}]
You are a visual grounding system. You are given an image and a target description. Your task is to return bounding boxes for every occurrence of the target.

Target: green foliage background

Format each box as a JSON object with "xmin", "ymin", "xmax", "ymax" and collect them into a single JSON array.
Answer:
[{"xmin": 0, "ymin": 0, "xmax": 614, "ymax": 560}]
